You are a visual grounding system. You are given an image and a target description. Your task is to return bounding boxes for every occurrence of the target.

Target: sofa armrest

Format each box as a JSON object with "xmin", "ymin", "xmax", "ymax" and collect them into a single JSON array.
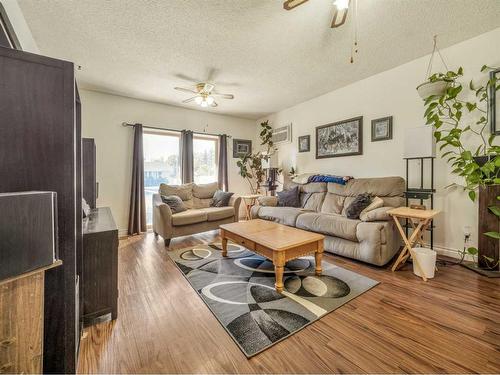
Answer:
[
  {"xmin": 229, "ymin": 195, "xmax": 242, "ymax": 219},
  {"xmin": 152, "ymin": 194, "xmax": 174, "ymax": 238},
  {"xmin": 360, "ymin": 206, "xmax": 393, "ymax": 222}
]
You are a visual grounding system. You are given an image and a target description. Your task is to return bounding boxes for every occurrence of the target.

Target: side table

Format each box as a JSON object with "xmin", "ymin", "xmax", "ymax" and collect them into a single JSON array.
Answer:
[
  {"xmin": 240, "ymin": 194, "xmax": 262, "ymax": 220},
  {"xmin": 388, "ymin": 206, "xmax": 441, "ymax": 281}
]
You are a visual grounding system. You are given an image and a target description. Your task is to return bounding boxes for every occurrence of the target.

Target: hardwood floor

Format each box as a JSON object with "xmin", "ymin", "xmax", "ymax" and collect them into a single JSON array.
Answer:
[{"xmin": 77, "ymin": 231, "xmax": 500, "ymax": 374}]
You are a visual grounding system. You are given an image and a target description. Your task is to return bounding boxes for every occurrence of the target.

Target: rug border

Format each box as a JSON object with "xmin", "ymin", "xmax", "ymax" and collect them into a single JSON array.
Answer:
[{"xmin": 166, "ymin": 243, "xmax": 380, "ymax": 358}]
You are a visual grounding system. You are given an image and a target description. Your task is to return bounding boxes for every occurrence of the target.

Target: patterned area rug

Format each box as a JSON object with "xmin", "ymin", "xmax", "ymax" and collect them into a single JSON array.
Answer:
[{"xmin": 167, "ymin": 242, "xmax": 378, "ymax": 357}]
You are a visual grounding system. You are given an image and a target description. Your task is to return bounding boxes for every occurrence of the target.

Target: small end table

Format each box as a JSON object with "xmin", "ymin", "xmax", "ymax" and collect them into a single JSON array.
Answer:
[
  {"xmin": 388, "ymin": 207, "xmax": 441, "ymax": 281},
  {"xmin": 240, "ymin": 194, "xmax": 263, "ymax": 220}
]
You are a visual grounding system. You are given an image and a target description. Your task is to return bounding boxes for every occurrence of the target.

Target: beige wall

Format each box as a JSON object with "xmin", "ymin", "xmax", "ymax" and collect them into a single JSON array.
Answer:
[
  {"xmin": 80, "ymin": 90, "xmax": 256, "ymax": 234},
  {"xmin": 257, "ymin": 27, "xmax": 500, "ymax": 255}
]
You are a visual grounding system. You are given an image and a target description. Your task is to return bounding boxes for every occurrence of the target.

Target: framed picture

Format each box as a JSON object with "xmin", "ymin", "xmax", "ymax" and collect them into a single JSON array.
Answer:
[
  {"xmin": 371, "ymin": 116, "xmax": 393, "ymax": 141},
  {"xmin": 316, "ymin": 116, "xmax": 363, "ymax": 159},
  {"xmin": 298, "ymin": 135, "xmax": 310, "ymax": 153},
  {"xmin": 232, "ymin": 139, "xmax": 252, "ymax": 158},
  {"xmin": 272, "ymin": 123, "xmax": 292, "ymax": 145},
  {"xmin": 490, "ymin": 68, "xmax": 500, "ymax": 135}
]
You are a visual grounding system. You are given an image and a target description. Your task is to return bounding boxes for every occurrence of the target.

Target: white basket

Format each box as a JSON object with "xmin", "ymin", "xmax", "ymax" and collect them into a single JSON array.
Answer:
[{"xmin": 412, "ymin": 247, "xmax": 437, "ymax": 279}]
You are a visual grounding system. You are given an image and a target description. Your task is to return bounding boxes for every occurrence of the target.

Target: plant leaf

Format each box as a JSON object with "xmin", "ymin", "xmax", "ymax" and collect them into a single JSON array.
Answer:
[
  {"xmin": 469, "ymin": 190, "xmax": 476, "ymax": 201},
  {"xmin": 484, "ymin": 232, "xmax": 500, "ymax": 239},
  {"xmin": 488, "ymin": 205, "xmax": 500, "ymax": 217}
]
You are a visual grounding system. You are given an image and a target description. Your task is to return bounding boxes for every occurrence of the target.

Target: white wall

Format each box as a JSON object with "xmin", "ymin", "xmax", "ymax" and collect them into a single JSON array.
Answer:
[
  {"xmin": 258, "ymin": 27, "xmax": 500, "ymax": 255},
  {"xmin": 0, "ymin": 0, "xmax": 38, "ymax": 53},
  {"xmin": 80, "ymin": 90, "xmax": 256, "ymax": 234}
]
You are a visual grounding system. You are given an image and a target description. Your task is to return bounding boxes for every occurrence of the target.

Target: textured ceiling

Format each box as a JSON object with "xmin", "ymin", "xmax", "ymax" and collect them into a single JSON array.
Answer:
[{"xmin": 18, "ymin": 0, "xmax": 500, "ymax": 120}]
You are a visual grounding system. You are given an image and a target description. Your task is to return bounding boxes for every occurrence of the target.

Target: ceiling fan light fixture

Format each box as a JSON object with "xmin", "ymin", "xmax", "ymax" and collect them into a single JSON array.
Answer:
[
  {"xmin": 194, "ymin": 96, "xmax": 203, "ymax": 104},
  {"xmin": 334, "ymin": 0, "xmax": 349, "ymax": 10},
  {"xmin": 206, "ymin": 96, "xmax": 215, "ymax": 105},
  {"xmin": 200, "ymin": 100, "xmax": 209, "ymax": 108}
]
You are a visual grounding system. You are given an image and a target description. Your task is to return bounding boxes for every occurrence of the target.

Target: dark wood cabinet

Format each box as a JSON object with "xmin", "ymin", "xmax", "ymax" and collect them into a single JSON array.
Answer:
[
  {"xmin": 0, "ymin": 46, "xmax": 81, "ymax": 373},
  {"xmin": 83, "ymin": 207, "xmax": 118, "ymax": 326},
  {"xmin": 82, "ymin": 138, "xmax": 97, "ymax": 209}
]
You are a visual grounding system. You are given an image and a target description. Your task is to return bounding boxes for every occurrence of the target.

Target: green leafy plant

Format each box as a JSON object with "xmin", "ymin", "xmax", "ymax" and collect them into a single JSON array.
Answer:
[
  {"xmin": 422, "ymin": 65, "xmax": 500, "ymax": 265},
  {"xmin": 236, "ymin": 120, "xmax": 278, "ymax": 194}
]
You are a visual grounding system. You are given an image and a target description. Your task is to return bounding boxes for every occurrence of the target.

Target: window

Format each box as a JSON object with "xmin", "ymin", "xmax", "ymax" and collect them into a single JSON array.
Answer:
[
  {"xmin": 193, "ymin": 135, "xmax": 219, "ymax": 184},
  {"xmin": 143, "ymin": 130, "xmax": 181, "ymax": 225}
]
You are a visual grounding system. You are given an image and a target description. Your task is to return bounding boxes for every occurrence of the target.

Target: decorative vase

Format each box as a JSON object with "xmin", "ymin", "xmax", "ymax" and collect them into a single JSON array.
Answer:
[{"xmin": 416, "ymin": 80, "xmax": 449, "ymax": 99}]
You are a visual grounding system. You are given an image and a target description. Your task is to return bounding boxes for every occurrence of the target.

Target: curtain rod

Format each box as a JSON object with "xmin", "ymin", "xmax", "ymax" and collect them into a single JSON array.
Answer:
[{"xmin": 121, "ymin": 122, "xmax": 229, "ymax": 138}]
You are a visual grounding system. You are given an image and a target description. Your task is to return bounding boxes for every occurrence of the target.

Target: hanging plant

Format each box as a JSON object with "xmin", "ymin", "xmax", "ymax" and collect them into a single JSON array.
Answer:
[{"xmin": 417, "ymin": 36, "xmax": 452, "ymax": 100}]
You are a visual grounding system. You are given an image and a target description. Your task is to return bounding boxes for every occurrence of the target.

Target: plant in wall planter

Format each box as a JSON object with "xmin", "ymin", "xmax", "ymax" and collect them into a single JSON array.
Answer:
[
  {"xmin": 236, "ymin": 120, "xmax": 280, "ymax": 194},
  {"xmin": 422, "ymin": 64, "xmax": 500, "ymax": 275}
]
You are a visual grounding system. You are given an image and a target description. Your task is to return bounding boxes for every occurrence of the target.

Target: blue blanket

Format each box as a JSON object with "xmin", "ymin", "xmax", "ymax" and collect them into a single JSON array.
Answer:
[{"xmin": 307, "ymin": 174, "xmax": 353, "ymax": 185}]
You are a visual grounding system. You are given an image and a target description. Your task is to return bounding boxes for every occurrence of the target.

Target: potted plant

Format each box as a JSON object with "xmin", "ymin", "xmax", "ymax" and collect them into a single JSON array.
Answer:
[
  {"xmin": 422, "ymin": 65, "xmax": 500, "ymax": 273},
  {"xmin": 236, "ymin": 120, "xmax": 279, "ymax": 194}
]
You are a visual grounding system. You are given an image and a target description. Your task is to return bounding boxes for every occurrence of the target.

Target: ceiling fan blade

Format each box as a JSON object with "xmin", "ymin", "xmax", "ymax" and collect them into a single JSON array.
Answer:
[
  {"xmin": 283, "ymin": 0, "xmax": 308, "ymax": 10},
  {"xmin": 182, "ymin": 96, "xmax": 198, "ymax": 103},
  {"xmin": 211, "ymin": 101, "xmax": 218, "ymax": 107},
  {"xmin": 212, "ymin": 93, "xmax": 234, "ymax": 99},
  {"xmin": 331, "ymin": 8, "xmax": 348, "ymax": 28},
  {"xmin": 203, "ymin": 83, "xmax": 215, "ymax": 93},
  {"xmin": 175, "ymin": 87, "xmax": 197, "ymax": 94}
]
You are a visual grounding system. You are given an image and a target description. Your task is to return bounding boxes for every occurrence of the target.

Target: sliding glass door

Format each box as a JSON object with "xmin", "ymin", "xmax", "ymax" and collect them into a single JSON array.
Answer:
[{"xmin": 143, "ymin": 130, "xmax": 181, "ymax": 225}]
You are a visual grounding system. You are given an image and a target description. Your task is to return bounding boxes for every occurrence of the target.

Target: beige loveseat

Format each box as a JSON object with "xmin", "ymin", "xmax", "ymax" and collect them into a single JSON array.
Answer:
[
  {"xmin": 251, "ymin": 176, "xmax": 405, "ymax": 266},
  {"xmin": 153, "ymin": 182, "xmax": 241, "ymax": 246}
]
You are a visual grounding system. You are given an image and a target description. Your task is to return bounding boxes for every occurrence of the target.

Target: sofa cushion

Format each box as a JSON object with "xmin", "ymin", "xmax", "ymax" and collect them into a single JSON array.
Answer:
[
  {"xmin": 257, "ymin": 196, "xmax": 278, "ymax": 207},
  {"xmin": 254, "ymin": 206, "xmax": 306, "ymax": 226},
  {"xmin": 160, "ymin": 195, "xmax": 187, "ymax": 214},
  {"xmin": 171, "ymin": 209, "xmax": 207, "ymax": 226},
  {"xmin": 301, "ymin": 192, "xmax": 326, "ymax": 212},
  {"xmin": 211, "ymin": 190, "xmax": 234, "ymax": 207},
  {"xmin": 345, "ymin": 193, "xmax": 372, "ymax": 219},
  {"xmin": 201, "ymin": 207, "xmax": 234, "ymax": 222},
  {"xmin": 321, "ymin": 193, "xmax": 346, "ymax": 215},
  {"xmin": 327, "ymin": 176, "xmax": 405, "ymax": 197},
  {"xmin": 277, "ymin": 186, "xmax": 300, "ymax": 207},
  {"xmin": 296, "ymin": 212, "xmax": 360, "ymax": 242},
  {"xmin": 193, "ymin": 182, "xmax": 218, "ymax": 199},
  {"xmin": 159, "ymin": 183, "xmax": 193, "ymax": 208}
]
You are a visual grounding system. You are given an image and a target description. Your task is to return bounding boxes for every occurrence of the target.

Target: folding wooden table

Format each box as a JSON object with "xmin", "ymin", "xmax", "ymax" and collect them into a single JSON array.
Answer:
[{"xmin": 388, "ymin": 207, "xmax": 440, "ymax": 281}]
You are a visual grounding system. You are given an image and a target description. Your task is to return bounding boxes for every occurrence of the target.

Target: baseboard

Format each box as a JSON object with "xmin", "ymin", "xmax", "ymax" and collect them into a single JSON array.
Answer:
[{"xmin": 426, "ymin": 243, "xmax": 474, "ymax": 262}]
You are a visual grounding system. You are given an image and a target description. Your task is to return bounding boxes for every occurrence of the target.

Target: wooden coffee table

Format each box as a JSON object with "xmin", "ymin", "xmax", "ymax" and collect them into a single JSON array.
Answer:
[{"xmin": 219, "ymin": 219, "xmax": 325, "ymax": 293}]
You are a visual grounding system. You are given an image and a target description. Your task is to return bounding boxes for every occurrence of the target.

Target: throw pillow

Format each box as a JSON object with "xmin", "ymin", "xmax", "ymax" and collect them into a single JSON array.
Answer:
[
  {"xmin": 211, "ymin": 190, "xmax": 234, "ymax": 207},
  {"xmin": 160, "ymin": 195, "xmax": 187, "ymax": 214},
  {"xmin": 345, "ymin": 193, "xmax": 372, "ymax": 219},
  {"xmin": 277, "ymin": 186, "xmax": 300, "ymax": 207},
  {"xmin": 257, "ymin": 196, "xmax": 278, "ymax": 207},
  {"xmin": 360, "ymin": 196, "xmax": 384, "ymax": 217}
]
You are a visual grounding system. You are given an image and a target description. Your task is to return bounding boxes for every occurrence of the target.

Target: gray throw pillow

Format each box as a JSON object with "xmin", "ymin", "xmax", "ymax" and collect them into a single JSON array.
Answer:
[
  {"xmin": 211, "ymin": 190, "xmax": 234, "ymax": 207},
  {"xmin": 160, "ymin": 195, "xmax": 187, "ymax": 214},
  {"xmin": 345, "ymin": 193, "xmax": 372, "ymax": 219},
  {"xmin": 277, "ymin": 186, "xmax": 300, "ymax": 207}
]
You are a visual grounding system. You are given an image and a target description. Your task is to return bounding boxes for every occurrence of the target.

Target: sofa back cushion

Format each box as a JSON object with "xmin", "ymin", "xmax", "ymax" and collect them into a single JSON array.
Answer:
[
  {"xmin": 192, "ymin": 182, "xmax": 218, "ymax": 208},
  {"xmin": 321, "ymin": 176, "xmax": 405, "ymax": 215},
  {"xmin": 286, "ymin": 182, "xmax": 327, "ymax": 212},
  {"xmin": 159, "ymin": 183, "xmax": 193, "ymax": 208}
]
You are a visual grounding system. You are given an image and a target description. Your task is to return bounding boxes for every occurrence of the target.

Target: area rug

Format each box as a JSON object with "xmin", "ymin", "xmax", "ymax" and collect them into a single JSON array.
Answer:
[{"xmin": 167, "ymin": 242, "xmax": 378, "ymax": 357}]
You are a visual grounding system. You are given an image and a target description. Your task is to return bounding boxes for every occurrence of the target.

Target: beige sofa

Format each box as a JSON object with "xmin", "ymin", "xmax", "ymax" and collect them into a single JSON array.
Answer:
[
  {"xmin": 251, "ymin": 176, "xmax": 405, "ymax": 266},
  {"xmin": 153, "ymin": 182, "xmax": 241, "ymax": 246}
]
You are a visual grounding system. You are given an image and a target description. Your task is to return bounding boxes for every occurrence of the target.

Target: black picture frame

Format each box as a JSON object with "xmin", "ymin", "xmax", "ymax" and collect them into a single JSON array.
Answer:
[
  {"xmin": 298, "ymin": 135, "xmax": 310, "ymax": 153},
  {"xmin": 0, "ymin": 4, "xmax": 22, "ymax": 50},
  {"xmin": 490, "ymin": 68, "xmax": 500, "ymax": 135},
  {"xmin": 371, "ymin": 116, "xmax": 393, "ymax": 142},
  {"xmin": 232, "ymin": 139, "xmax": 252, "ymax": 158},
  {"xmin": 315, "ymin": 116, "xmax": 363, "ymax": 159}
]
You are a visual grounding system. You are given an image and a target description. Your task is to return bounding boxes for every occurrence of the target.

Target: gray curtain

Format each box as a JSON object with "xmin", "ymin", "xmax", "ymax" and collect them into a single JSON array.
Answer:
[
  {"xmin": 218, "ymin": 134, "xmax": 229, "ymax": 191},
  {"xmin": 180, "ymin": 130, "xmax": 194, "ymax": 184},
  {"xmin": 128, "ymin": 124, "xmax": 147, "ymax": 235}
]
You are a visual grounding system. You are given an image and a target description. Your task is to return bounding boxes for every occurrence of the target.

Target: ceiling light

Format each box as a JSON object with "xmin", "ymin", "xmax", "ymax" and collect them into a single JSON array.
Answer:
[
  {"xmin": 334, "ymin": 0, "xmax": 349, "ymax": 10},
  {"xmin": 194, "ymin": 96, "xmax": 203, "ymax": 104},
  {"xmin": 200, "ymin": 100, "xmax": 208, "ymax": 108},
  {"xmin": 206, "ymin": 96, "xmax": 215, "ymax": 105}
]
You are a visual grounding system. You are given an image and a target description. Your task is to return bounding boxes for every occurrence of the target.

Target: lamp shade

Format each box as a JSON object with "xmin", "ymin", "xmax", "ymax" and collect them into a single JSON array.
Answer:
[
  {"xmin": 403, "ymin": 126, "xmax": 436, "ymax": 158},
  {"xmin": 261, "ymin": 151, "xmax": 279, "ymax": 169}
]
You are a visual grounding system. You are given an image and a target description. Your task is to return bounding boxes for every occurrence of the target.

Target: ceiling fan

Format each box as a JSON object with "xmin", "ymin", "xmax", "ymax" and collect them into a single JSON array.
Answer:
[
  {"xmin": 174, "ymin": 82, "xmax": 234, "ymax": 108},
  {"xmin": 283, "ymin": 0, "xmax": 350, "ymax": 28}
]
